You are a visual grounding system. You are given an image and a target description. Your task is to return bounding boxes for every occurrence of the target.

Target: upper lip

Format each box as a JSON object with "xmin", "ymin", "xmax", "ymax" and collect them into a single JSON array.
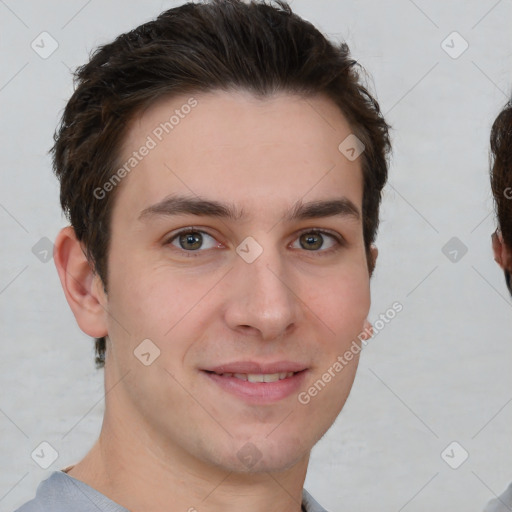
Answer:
[{"xmin": 204, "ymin": 361, "xmax": 308, "ymax": 374}]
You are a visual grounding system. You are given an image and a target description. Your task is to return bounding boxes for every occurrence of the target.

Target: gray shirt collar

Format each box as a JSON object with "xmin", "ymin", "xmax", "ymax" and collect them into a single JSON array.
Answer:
[{"xmin": 17, "ymin": 470, "xmax": 330, "ymax": 512}]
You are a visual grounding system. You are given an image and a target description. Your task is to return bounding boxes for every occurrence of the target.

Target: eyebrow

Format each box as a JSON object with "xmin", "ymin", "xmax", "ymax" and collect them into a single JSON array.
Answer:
[{"xmin": 138, "ymin": 194, "xmax": 360, "ymax": 223}]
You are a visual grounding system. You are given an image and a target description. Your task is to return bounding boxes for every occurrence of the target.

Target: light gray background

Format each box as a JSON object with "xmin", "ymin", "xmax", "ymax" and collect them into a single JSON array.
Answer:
[{"xmin": 1, "ymin": 1, "xmax": 512, "ymax": 511}]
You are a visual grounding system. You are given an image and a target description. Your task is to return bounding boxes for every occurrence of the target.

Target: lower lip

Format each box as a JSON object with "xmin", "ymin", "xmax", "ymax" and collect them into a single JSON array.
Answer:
[{"xmin": 202, "ymin": 370, "xmax": 308, "ymax": 404}]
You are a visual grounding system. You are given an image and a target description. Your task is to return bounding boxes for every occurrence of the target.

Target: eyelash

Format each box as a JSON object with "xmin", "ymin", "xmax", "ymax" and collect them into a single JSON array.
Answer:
[{"xmin": 164, "ymin": 226, "xmax": 345, "ymax": 258}]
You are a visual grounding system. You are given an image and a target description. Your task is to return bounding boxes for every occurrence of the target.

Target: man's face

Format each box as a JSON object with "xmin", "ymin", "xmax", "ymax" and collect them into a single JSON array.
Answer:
[{"xmin": 100, "ymin": 89, "xmax": 373, "ymax": 473}]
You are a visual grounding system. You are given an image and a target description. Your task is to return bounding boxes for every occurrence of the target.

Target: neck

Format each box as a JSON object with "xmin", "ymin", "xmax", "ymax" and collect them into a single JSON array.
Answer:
[{"xmin": 66, "ymin": 380, "xmax": 309, "ymax": 512}]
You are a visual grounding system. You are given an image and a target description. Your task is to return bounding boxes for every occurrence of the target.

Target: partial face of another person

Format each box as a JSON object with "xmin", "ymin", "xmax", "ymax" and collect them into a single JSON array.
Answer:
[
  {"xmin": 492, "ymin": 228, "xmax": 512, "ymax": 295},
  {"xmin": 93, "ymin": 90, "xmax": 374, "ymax": 473}
]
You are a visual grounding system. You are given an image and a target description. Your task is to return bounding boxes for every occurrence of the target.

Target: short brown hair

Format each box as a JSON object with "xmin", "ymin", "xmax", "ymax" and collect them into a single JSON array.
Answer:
[{"xmin": 51, "ymin": 0, "xmax": 391, "ymax": 368}]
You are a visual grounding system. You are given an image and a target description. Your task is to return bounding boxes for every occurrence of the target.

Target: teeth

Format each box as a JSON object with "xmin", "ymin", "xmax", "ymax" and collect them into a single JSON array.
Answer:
[{"xmin": 218, "ymin": 372, "xmax": 295, "ymax": 382}]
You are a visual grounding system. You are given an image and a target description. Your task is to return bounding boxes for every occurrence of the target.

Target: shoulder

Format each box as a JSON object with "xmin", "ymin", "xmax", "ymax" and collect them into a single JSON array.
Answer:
[
  {"xmin": 302, "ymin": 488, "xmax": 331, "ymax": 512},
  {"xmin": 484, "ymin": 482, "xmax": 512, "ymax": 512},
  {"xmin": 13, "ymin": 470, "xmax": 128, "ymax": 512},
  {"xmin": 14, "ymin": 472, "xmax": 64, "ymax": 512}
]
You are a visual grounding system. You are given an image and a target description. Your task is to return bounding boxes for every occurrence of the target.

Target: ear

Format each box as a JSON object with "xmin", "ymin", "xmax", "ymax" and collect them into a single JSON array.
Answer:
[
  {"xmin": 359, "ymin": 319, "xmax": 373, "ymax": 341},
  {"xmin": 54, "ymin": 226, "xmax": 108, "ymax": 338},
  {"xmin": 492, "ymin": 230, "xmax": 512, "ymax": 271},
  {"xmin": 368, "ymin": 244, "xmax": 379, "ymax": 276}
]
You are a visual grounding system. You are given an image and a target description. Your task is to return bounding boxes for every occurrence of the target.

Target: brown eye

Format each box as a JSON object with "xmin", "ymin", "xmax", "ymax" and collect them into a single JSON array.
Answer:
[
  {"xmin": 293, "ymin": 230, "xmax": 341, "ymax": 252},
  {"xmin": 167, "ymin": 229, "xmax": 220, "ymax": 253},
  {"xmin": 178, "ymin": 231, "xmax": 203, "ymax": 250},
  {"xmin": 299, "ymin": 232, "xmax": 323, "ymax": 250}
]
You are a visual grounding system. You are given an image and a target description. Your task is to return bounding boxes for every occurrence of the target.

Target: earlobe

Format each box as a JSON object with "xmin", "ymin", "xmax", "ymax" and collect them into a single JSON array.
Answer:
[
  {"xmin": 492, "ymin": 230, "xmax": 503, "ymax": 267},
  {"xmin": 54, "ymin": 226, "xmax": 108, "ymax": 338},
  {"xmin": 360, "ymin": 319, "xmax": 373, "ymax": 341}
]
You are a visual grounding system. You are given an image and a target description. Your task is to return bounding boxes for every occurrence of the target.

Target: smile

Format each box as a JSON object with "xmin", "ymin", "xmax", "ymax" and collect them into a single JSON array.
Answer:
[
  {"xmin": 209, "ymin": 371, "xmax": 296, "ymax": 382},
  {"xmin": 202, "ymin": 368, "xmax": 308, "ymax": 404}
]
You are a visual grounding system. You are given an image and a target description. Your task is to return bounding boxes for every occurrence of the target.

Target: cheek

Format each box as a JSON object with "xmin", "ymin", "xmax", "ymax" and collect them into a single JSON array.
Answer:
[
  {"xmin": 106, "ymin": 261, "xmax": 220, "ymax": 342},
  {"xmin": 306, "ymin": 265, "xmax": 371, "ymax": 337}
]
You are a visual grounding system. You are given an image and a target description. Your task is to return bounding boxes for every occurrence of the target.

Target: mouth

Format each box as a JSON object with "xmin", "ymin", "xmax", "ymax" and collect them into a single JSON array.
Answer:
[
  {"xmin": 203, "ymin": 370, "xmax": 299, "ymax": 382},
  {"xmin": 201, "ymin": 363, "xmax": 308, "ymax": 403}
]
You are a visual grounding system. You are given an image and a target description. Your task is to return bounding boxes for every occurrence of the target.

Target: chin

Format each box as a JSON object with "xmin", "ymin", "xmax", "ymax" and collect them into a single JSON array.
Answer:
[{"xmin": 209, "ymin": 433, "xmax": 311, "ymax": 474}]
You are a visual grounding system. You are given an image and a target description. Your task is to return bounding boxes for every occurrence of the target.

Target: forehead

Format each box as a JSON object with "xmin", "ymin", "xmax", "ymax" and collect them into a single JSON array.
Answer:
[{"xmin": 113, "ymin": 89, "xmax": 363, "ymax": 223}]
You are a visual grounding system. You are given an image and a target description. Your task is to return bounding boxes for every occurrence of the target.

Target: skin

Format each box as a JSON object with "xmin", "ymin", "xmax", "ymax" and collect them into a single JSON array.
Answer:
[
  {"xmin": 54, "ymin": 89, "xmax": 377, "ymax": 512},
  {"xmin": 492, "ymin": 229, "xmax": 512, "ymax": 271}
]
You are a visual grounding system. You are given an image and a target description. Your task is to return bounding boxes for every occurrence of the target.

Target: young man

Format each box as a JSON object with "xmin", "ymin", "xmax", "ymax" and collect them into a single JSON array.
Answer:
[
  {"xmin": 487, "ymin": 99, "xmax": 512, "ymax": 512},
  {"xmin": 15, "ymin": 1, "xmax": 390, "ymax": 511}
]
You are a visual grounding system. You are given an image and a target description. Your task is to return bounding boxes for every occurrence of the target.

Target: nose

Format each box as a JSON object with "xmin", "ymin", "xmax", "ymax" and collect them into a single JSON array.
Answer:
[{"xmin": 223, "ymin": 242, "xmax": 300, "ymax": 341}]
